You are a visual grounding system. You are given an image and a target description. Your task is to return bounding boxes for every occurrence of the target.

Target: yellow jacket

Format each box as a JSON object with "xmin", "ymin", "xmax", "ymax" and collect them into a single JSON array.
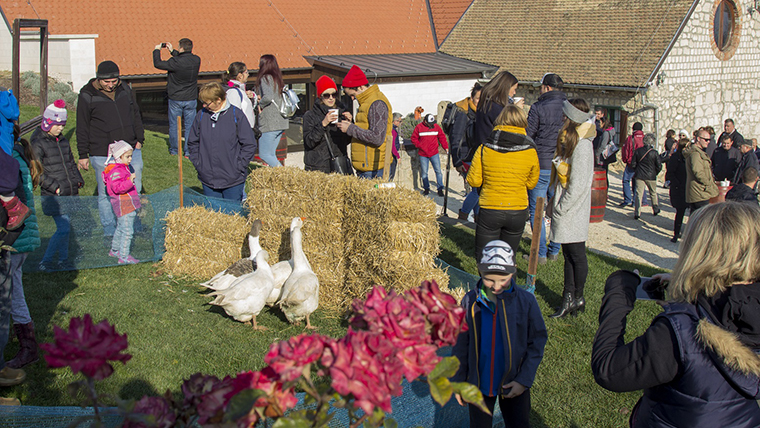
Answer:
[
  {"xmin": 350, "ymin": 85, "xmax": 393, "ymax": 172},
  {"xmin": 467, "ymin": 126, "xmax": 540, "ymax": 210}
]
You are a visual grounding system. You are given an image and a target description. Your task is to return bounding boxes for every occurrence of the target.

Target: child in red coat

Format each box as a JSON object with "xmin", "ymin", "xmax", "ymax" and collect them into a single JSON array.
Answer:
[
  {"xmin": 411, "ymin": 114, "xmax": 448, "ymax": 196},
  {"xmin": 102, "ymin": 140, "xmax": 141, "ymax": 264}
]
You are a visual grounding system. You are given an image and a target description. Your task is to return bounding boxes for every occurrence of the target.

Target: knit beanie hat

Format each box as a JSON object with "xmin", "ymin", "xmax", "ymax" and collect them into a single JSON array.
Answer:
[
  {"xmin": 107, "ymin": 140, "xmax": 133, "ymax": 163},
  {"xmin": 342, "ymin": 65, "xmax": 368, "ymax": 88},
  {"xmin": 478, "ymin": 240, "xmax": 517, "ymax": 275},
  {"xmin": 316, "ymin": 75, "xmax": 338, "ymax": 96},
  {"xmin": 41, "ymin": 99, "xmax": 67, "ymax": 131},
  {"xmin": 97, "ymin": 60, "xmax": 120, "ymax": 79}
]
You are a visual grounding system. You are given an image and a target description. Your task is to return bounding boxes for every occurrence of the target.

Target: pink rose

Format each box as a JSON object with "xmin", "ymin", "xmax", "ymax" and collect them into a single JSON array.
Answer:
[
  {"xmin": 265, "ymin": 333, "xmax": 331, "ymax": 382},
  {"xmin": 124, "ymin": 396, "xmax": 176, "ymax": 428}
]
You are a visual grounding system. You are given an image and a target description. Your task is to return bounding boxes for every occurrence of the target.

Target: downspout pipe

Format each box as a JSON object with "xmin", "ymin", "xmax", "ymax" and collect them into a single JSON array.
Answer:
[{"xmin": 642, "ymin": 87, "xmax": 660, "ymax": 152}]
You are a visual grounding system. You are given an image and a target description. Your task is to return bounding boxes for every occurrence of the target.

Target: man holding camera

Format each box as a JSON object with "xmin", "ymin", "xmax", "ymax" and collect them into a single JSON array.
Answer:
[{"xmin": 153, "ymin": 38, "xmax": 201, "ymax": 155}]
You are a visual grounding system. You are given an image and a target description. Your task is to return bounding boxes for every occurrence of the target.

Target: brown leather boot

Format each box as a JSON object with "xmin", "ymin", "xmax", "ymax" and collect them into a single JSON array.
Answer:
[{"xmin": 7, "ymin": 323, "xmax": 38, "ymax": 369}]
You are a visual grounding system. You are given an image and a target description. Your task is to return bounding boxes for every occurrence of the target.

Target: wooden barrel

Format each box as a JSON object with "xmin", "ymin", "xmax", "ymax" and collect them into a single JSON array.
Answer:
[
  {"xmin": 590, "ymin": 168, "xmax": 608, "ymax": 223},
  {"xmin": 709, "ymin": 181, "xmax": 732, "ymax": 204},
  {"xmin": 254, "ymin": 132, "xmax": 289, "ymax": 165}
]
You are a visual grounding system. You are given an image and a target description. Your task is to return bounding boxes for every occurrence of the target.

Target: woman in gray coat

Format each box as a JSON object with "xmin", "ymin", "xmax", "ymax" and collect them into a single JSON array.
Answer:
[
  {"xmin": 256, "ymin": 54, "xmax": 289, "ymax": 167},
  {"xmin": 548, "ymin": 99, "xmax": 595, "ymax": 318}
]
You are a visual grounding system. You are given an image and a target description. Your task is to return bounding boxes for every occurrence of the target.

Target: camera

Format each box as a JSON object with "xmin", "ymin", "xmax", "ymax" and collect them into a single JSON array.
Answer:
[{"xmin": 161, "ymin": 43, "xmax": 167, "ymax": 48}]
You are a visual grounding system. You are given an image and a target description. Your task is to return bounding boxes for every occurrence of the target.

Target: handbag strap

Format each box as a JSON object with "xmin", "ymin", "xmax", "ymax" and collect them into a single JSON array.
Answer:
[{"xmin": 324, "ymin": 129, "xmax": 338, "ymax": 159}]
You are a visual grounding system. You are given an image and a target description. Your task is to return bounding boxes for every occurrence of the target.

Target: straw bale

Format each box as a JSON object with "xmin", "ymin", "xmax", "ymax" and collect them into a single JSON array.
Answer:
[
  {"xmin": 162, "ymin": 205, "xmax": 250, "ymax": 278},
  {"xmin": 238, "ymin": 167, "xmax": 447, "ymax": 312}
]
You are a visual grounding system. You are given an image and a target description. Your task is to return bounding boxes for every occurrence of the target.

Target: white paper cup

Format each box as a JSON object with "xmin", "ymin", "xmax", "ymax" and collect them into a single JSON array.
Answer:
[{"xmin": 329, "ymin": 109, "xmax": 339, "ymax": 124}]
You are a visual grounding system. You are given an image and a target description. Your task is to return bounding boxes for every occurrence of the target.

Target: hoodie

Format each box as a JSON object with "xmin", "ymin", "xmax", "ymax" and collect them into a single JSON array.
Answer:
[{"xmin": 0, "ymin": 90, "xmax": 20, "ymax": 155}]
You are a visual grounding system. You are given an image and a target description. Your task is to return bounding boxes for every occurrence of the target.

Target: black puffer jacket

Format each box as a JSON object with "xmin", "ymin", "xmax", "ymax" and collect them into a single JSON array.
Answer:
[
  {"xmin": 526, "ymin": 89, "xmax": 567, "ymax": 170},
  {"xmin": 631, "ymin": 144, "xmax": 661, "ymax": 181},
  {"xmin": 30, "ymin": 127, "xmax": 83, "ymax": 196},
  {"xmin": 666, "ymin": 149, "xmax": 687, "ymax": 209},
  {"xmin": 76, "ymin": 79, "xmax": 145, "ymax": 158},
  {"xmin": 302, "ymin": 99, "xmax": 351, "ymax": 173}
]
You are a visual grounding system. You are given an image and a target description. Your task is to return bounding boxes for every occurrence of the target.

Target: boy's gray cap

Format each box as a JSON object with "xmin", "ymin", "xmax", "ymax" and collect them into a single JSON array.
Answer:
[{"xmin": 478, "ymin": 240, "xmax": 517, "ymax": 275}]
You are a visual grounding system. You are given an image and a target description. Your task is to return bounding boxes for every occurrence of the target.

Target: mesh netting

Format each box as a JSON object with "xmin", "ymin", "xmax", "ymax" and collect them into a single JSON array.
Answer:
[{"xmin": 12, "ymin": 189, "xmax": 507, "ymax": 427}]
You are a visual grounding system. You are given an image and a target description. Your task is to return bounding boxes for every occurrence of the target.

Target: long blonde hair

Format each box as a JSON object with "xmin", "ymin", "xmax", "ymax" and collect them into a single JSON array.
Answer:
[{"xmin": 669, "ymin": 202, "xmax": 760, "ymax": 302}]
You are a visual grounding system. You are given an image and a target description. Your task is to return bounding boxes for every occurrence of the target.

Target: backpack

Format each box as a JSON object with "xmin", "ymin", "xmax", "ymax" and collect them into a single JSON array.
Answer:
[
  {"xmin": 276, "ymin": 87, "xmax": 299, "ymax": 118},
  {"xmin": 440, "ymin": 102, "xmax": 458, "ymax": 134}
]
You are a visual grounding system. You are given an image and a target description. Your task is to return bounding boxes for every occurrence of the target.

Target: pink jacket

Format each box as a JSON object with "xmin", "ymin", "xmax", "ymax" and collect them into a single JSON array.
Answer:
[
  {"xmin": 411, "ymin": 122, "xmax": 448, "ymax": 158},
  {"xmin": 102, "ymin": 163, "xmax": 141, "ymax": 217}
]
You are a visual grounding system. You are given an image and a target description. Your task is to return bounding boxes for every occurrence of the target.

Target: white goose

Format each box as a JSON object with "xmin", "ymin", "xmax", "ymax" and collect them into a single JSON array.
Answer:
[
  {"xmin": 208, "ymin": 250, "xmax": 274, "ymax": 330},
  {"xmin": 201, "ymin": 219, "xmax": 263, "ymax": 291},
  {"xmin": 265, "ymin": 219, "xmax": 302, "ymax": 306},
  {"xmin": 278, "ymin": 217, "xmax": 319, "ymax": 329}
]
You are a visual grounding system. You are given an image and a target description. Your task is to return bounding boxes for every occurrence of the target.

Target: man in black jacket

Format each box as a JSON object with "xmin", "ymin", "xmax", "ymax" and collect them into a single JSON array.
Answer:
[
  {"xmin": 711, "ymin": 134, "xmax": 741, "ymax": 182},
  {"xmin": 718, "ymin": 118, "xmax": 745, "ymax": 151},
  {"xmin": 76, "ymin": 61, "xmax": 145, "ymax": 237},
  {"xmin": 524, "ymin": 73, "xmax": 565, "ymax": 262},
  {"xmin": 725, "ymin": 167, "xmax": 758, "ymax": 204},
  {"xmin": 153, "ymin": 38, "xmax": 201, "ymax": 155},
  {"xmin": 631, "ymin": 133, "xmax": 661, "ymax": 220},
  {"xmin": 733, "ymin": 139, "xmax": 760, "ymax": 185}
]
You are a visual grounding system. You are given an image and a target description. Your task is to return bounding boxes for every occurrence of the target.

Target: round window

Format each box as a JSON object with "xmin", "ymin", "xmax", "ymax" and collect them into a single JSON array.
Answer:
[{"xmin": 712, "ymin": 0, "xmax": 740, "ymax": 60}]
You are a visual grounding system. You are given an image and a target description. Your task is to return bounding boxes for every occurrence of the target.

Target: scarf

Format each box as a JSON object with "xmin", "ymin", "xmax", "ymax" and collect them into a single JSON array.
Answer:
[{"xmin": 484, "ymin": 125, "xmax": 536, "ymax": 153}]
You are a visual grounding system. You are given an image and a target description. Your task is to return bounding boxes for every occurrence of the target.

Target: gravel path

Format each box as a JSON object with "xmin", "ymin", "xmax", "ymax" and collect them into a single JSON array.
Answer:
[{"xmin": 287, "ymin": 150, "xmax": 679, "ymax": 272}]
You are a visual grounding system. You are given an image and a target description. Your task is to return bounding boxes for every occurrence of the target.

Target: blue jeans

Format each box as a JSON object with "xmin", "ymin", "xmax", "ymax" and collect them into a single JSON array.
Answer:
[
  {"xmin": 111, "ymin": 211, "xmax": 136, "ymax": 259},
  {"xmin": 91, "ymin": 149, "xmax": 142, "ymax": 236},
  {"xmin": 9, "ymin": 253, "xmax": 31, "ymax": 324},
  {"xmin": 168, "ymin": 99, "xmax": 197, "ymax": 155},
  {"xmin": 0, "ymin": 250, "xmax": 12, "ymax": 370},
  {"xmin": 357, "ymin": 169, "xmax": 384, "ymax": 179},
  {"xmin": 258, "ymin": 131, "xmax": 283, "ymax": 167},
  {"xmin": 41, "ymin": 214, "xmax": 70, "ymax": 264},
  {"xmin": 622, "ymin": 165, "xmax": 635, "ymax": 205},
  {"xmin": 419, "ymin": 154, "xmax": 443, "ymax": 191},
  {"xmin": 461, "ymin": 189, "xmax": 480, "ymax": 215},
  {"xmin": 202, "ymin": 182, "xmax": 245, "ymax": 202},
  {"xmin": 528, "ymin": 169, "xmax": 560, "ymax": 258}
]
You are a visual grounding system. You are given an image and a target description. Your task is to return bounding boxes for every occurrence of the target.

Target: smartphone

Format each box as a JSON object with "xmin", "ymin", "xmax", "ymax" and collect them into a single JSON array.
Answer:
[
  {"xmin": 161, "ymin": 43, "xmax": 167, "ymax": 48},
  {"xmin": 636, "ymin": 276, "xmax": 667, "ymax": 301}
]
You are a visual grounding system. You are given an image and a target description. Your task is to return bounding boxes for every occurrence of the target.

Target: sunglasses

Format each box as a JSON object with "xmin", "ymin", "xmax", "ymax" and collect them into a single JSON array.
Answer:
[{"xmin": 322, "ymin": 92, "xmax": 338, "ymax": 99}]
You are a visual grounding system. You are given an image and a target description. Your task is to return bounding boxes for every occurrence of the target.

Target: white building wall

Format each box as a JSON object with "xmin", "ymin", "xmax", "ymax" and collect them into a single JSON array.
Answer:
[
  {"xmin": 0, "ymin": 23, "xmax": 97, "ymax": 91},
  {"xmin": 646, "ymin": 0, "xmax": 760, "ymax": 139},
  {"xmin": 377, "ymin": 79, "xmax": 479, "ymax": 117}
]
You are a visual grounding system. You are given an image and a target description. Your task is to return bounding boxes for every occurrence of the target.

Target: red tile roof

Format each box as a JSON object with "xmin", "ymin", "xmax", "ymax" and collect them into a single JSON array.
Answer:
[
  {"xmin": 428, "ymin": 0, "xmax": 472, "ymax": 46},
  {"xmin": 1, "ymin": 0, "xmax": 437, "ymax": 77}
]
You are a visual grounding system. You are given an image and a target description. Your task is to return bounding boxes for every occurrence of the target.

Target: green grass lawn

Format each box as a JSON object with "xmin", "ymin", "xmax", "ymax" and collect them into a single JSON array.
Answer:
[{"xmin": 8, "ymin": 106, "xmax": 667, "ymax": 427}]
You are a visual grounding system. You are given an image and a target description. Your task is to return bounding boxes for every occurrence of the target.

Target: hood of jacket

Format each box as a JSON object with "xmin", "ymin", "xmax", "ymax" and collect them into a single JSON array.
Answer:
[
  {"xmin": 485, "ymin": 125, "xmax": 536, "ymax": 153},
  {"xmin": 696, "ymin": 283, "xmax": 760, "ymax": 396}
]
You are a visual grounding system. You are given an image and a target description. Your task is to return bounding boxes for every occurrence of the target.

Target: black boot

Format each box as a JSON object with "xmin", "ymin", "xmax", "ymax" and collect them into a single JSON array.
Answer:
[
  {"xmin": 573, "ymin": 296, "xmax": 586, "ymax": 315},
  {"xmin": 7, "ymin": 323, "xmax": 38, "ymax": 369},
  {"xmin": 550, "ymin": 292, "xmax": 575, "ymax": 318}
]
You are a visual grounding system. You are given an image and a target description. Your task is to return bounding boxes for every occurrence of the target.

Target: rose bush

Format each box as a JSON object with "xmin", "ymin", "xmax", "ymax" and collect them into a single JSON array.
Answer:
[{"xmin": 43, "ymin": 280, "xmax": 481, "ymax": 428}]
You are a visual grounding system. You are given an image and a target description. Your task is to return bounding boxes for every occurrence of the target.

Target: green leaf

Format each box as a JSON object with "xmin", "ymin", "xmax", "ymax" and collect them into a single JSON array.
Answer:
[
  {"xmin": 383, "ymin": 418, "xmax": 399, "ymax": 428},
  {"xmin": 428, "ymin": 376, "xmax": 453, "ymax": 406},
  {"xmin": 452, "ymin": 382, "xmax": 490, "ymax": 415},
  {"xmin": 272, "ymin": 416, "xmax": 313, "ymax": 428},
  {"xmin": 427, "ymin": 356, "xmax": 460, "ymax": 380},
  {"xmin": 224, "ymin": 389, "xmax": 268, "ymax": 422}
]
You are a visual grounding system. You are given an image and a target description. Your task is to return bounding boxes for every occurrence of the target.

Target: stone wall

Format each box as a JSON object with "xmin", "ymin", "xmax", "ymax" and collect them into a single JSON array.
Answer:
[{"xmin": 647, "ymin": 0, "xmax": 760, "ymax": 139}]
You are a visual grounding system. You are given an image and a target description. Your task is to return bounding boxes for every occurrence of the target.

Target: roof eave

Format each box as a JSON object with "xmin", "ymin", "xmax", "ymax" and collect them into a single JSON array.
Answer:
[{"xmin": 645, "ymin": 0, "xmax": 700, "ymax": 86}]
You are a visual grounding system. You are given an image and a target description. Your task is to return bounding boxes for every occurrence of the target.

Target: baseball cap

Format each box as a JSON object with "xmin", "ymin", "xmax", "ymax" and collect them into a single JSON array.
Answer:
[{"xmin": 478, "ymin": 240, "xmax": 517, "ymax": 275}]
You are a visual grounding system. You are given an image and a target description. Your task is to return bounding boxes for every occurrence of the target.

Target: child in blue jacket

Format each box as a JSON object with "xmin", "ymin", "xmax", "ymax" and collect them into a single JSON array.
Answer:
[{"xmin": 452, "ymin": 240, "xmax": 548, "ymax": 427}]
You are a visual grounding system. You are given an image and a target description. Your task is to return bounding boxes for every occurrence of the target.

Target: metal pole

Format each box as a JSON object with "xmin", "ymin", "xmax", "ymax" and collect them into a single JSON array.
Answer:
[
  {"xmin": 177, "ymin": 116, "xmax": 184, "ymax": 207},
  {"xmin": 39, "ymin": 23, "xmax": 49, "ymax": 113},
  {"xmin": 12, "ymin": 20, "xmax": 20, "ymax": 100}
]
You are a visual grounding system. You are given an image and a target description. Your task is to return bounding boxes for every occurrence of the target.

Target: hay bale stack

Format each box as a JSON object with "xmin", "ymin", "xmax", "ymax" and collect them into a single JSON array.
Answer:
[
  {"xmin": 341, "ymin": 177, "xmax": 447, "ymax": 307},
  {"xmin": 163, "ymin": 205, "xmax": 250, "ymax": 278},
  {"xmin": 245, "ymin": 168, "xmax": 349, "ymax": 310}
]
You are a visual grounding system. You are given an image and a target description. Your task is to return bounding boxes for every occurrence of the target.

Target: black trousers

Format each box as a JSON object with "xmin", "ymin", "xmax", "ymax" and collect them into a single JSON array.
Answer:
[
  {"xmin": 561, "ymin": 242, "xmax": 588, "ymax": 297},
  {"xmin": 690, "ymin": 200, "xmax": 709, "ymax": 213},
  {"xmin": 468, "ymin": 389, "xmax": 531, "ymax": 428},
  {"xmin": 475, "ymin": 207, "xmax": 529, "ymax": 261},
  {"xmin": 673, "ymin": 206, "xmax": 686, "ymax": 239}
]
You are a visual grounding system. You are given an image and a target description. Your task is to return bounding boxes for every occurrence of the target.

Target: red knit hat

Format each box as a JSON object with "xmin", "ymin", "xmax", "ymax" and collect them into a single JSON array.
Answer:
[
  {"xmin": 342, "ymin": 65, "xmax": 368, "ymax": 88},
  {"xmin": 316, "ymin": 75, "xmax": 337, "ymax": 96}
]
